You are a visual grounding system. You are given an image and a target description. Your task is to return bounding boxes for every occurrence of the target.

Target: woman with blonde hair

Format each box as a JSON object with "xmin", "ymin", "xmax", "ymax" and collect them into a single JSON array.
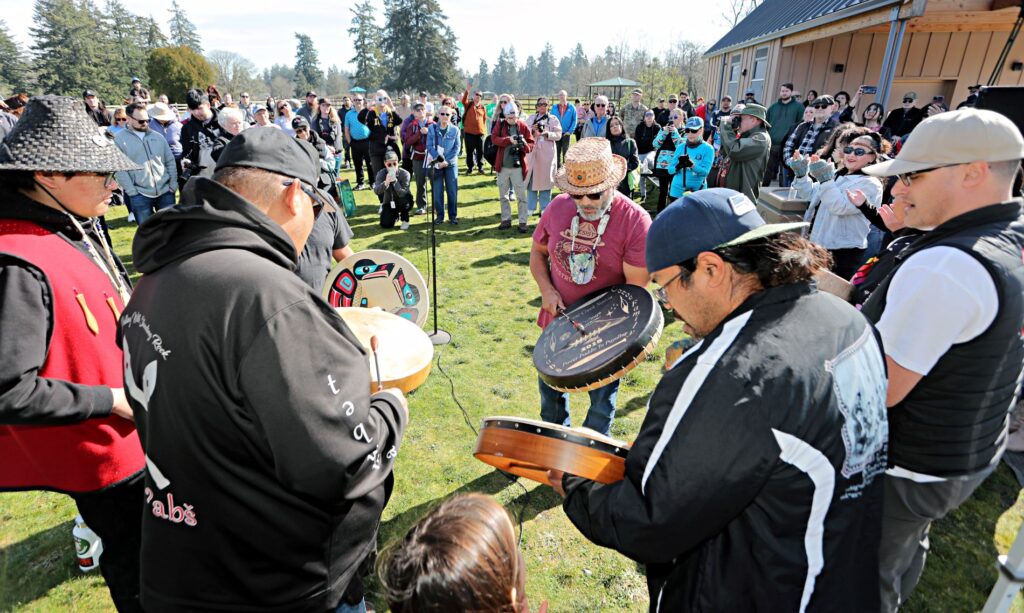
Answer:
[{"xmin": 363, "ymin": 89, "xmax": 402, "ymax": 178}]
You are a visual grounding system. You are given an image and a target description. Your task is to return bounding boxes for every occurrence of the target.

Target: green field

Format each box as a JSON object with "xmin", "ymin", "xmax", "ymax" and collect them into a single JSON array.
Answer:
[{"xmin": 2, "ymin": 165, "xmax": 1023, "ymax": 612}]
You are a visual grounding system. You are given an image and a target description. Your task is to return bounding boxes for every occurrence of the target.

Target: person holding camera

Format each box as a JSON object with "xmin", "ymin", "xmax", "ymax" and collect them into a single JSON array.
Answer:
[
  {"xmin": 374, "ymin": 150, "xmax": 413, "ymax": 230},
  {"xmin": 719, "ymin": 103, "xmax": 772, "ymax": 204},
  {"xmin": 360, "ymin": 90, "xmax": 402, "ymax": 181},
  {"xmin": 650, "ymin": 109, "xmax": 686, "ymax": 213},
  {"xmin": 426, "ymin": 106, "xmax": 461, "ymax": 224},
  {"xmin": 491, "ymin": 103, "xmax": 536, "ymax": 232},
  {"xmin": 525, "ymin": 97, "xmax": 563, "ymax": 216},
  {"xmin": 667, "ymin": 117, "xmax": 715, "ymax": 200}
]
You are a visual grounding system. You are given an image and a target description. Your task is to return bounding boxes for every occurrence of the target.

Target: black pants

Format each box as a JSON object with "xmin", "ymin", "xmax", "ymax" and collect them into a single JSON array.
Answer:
[
  {"xmin": 763, "ymin": 142, "xmax": 784, "ymax": 187},
  {"xmin": 656, "ymin": 174, "xmax": 672, "ymax": 213},
  {"xmin": 830, "ymin": 247, "xmax": 868, "ymax": 280},
  {"xmin": 412, "ymin": 161, "xmax": 427, "ymax": 210},
  {"xmin": 557, "ymin": 133, "xmax": 572, "ymax": 167},
  {"xmin": 350, "ymin": 139, "xmax": 371, "ymax": 185},
  {"xmin": 342, "ymin": 140, "xmax": 351, "ymax": 164},
  {"xmin": 465, "ymin": 133, "xmax": 484, "ymax": 171},
  {"xmin": 380, "ymin": 197, "xmax": 412, "ymax": 228},
  {"xmin": 71, "ymin": 472, "xmax": 145, "ymax": 613}
]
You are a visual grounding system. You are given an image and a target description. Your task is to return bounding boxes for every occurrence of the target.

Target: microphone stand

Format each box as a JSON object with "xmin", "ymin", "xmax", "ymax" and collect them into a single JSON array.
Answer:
[{"xmin": 426, "ymin": 154, "xmax": 451, "ymax": 346}]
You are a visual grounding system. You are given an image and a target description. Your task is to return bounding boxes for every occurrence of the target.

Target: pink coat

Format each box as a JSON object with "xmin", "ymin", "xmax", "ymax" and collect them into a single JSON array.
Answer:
[{"xmin": 524, "ymin": 112, "xmax": 563, "ymax": 191}]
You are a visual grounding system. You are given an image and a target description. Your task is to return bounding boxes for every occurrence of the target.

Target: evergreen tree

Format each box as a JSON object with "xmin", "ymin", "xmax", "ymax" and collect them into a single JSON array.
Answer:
[
  {"xmin": 380, "ymin": 0, "xmax": 459, "ymax": 93},
  {"xmin": 520, "ymin": 55, "xmax": 537, "ymax": 95},
  {"xmin": 536, "ymin": 43, "xmax": 556, "ymax": 94},
  {"xmin": 325, "ymin": 65, "xmax": 348, "ymax": 97},
  {"xmin": 143, "ymin": 16, "xmax": 168, "ymax": 50},
  {"xmin": 31, "ymin": 0, "xmax": 119, "ymax": 99},
  {"xmin": 103, "ymin": 0, "xmax": 149, "ymax": 91},
  {"xmin": 570, "ymin": 44, "xmax": 588, "ymax": 70},
  {"xmin": 0, "ymin": 20, "xmax": 32, "ymax": 92},
  {"xmin": 474, "ymin": 58, "xmax": 489, "ymax": 93},
  {"xmin": 293, "ymin": 33, "xmax": 322, "ymax": 96},
  {"xmin": 347, "ymin": 0, "xmax": 384, "ymax": 90},
  {"xmin": 146, "ymin": 45, "xmax": 213, "ymax": 102},
  {"xmin": 556, "ymin": 56, "xmax": 572, "ymax": 84},
  {"xmin": 503, "ymin": 46, "xmax": 519, "ymax": 93},
  {"xmin": 168, "ymin": 0, "xmax": 201, "ymax": 53}
]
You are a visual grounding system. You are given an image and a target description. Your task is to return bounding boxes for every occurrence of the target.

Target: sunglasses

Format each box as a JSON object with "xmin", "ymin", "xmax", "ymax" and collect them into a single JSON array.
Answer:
[
  {"xmin": 685, "ymin": 128, "xmax": 701, "ymax": 134},
  {"xmin": 278, "ymin": 106, "xmax": 288, "ymax": 111},
  {"xmin": 903, "ymin": 98, "xmax": 914, "ymax": 103},
  {"xmin": 843, "ymin": 146, "xmax": 875, "ymax": 156},
  {"xmin": 114, "ymin": 118, "xmax": 127, "ymax": 123},
  {"xmin": 896, "ymin": 163, "xmax": 961, "ymax": 187},
  {"xmin": 438, "ymin": 112, "xmax": 450, "ymax": 116},
  {"xmin": 569, "ymin": 191, "xmax": 604, "ymax": 201},
  {"xmin": 594, "ymin": 104, "xmax": 606, "ymax": 108},
  {"xmin": 282, "ymin": 179, "xmax": 325, "ymax": 219},
  {"xmin": 812, "ymin": 104, "xmax": 830, "ymax": 109}
]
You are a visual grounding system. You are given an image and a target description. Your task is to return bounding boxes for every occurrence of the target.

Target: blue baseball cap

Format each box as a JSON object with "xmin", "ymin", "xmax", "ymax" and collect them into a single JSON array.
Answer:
[
  {"xmin": 685, "ymin": 116, "xmax": 703, "ymax": 130},
  {"xmin": 645, "ymin": 188, "xmax": 807, "ymax": 272}
]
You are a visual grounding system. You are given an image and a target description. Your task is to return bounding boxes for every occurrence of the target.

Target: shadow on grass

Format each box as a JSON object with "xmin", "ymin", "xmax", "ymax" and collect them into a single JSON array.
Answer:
[
  {"xmin": 619, "ymin": 394, "xmax": 650, "ymax": 418},
  {"xmin": 0, "ymin": 520, "xmax": 77, "ymax": 609},
  {"xmin": 471, "ymin": 251, "xmax": 532, "ymax": 268}
]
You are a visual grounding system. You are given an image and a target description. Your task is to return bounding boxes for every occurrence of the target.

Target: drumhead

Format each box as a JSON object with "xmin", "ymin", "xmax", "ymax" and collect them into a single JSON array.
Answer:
[
  {"xmin": 534, "ymin": 284, "xmax": 663, "ymax": 392},
  {"xmin": 322, "ymin": 250, "xmax": 429, "ymax": 328},
  {"xmin": 336, "ymin": 307, "xmax": 433, "ymax": 392}
]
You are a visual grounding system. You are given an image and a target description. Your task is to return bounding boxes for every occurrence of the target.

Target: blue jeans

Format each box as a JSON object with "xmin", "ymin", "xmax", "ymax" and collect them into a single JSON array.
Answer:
[
  {"xmin": 127, "ymin": 190, "xmax": 175, "ymax": 225},
  {"xmin": 864, "ymin": 225, "xmax": 885, "ymax": 263},
  {"xmin": 527, "ymin": 189, "xmax": 552, "ymax": 214},
  {"xmin": 335, "ymin": 599, "xmax": 367, "ymax": 613},
  {"xmin": 431, "ymin": 165, "xmax": 458, "ymax": 221},
  {"xmin": 538, "ymin": 377, "xmax": 620, "ymax": 437}
]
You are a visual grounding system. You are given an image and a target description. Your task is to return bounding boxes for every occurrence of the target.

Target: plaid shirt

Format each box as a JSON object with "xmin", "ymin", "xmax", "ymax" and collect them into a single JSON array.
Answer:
[{"xmin": 784, "ymin": 121, "xmax": 828, "ymax": 159}]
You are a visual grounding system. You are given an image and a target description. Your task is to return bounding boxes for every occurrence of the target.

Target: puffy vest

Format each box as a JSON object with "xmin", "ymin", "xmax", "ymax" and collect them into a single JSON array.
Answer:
[
  {"xmin": 0, "ymin": 219, "xmax": 144, "ymax": 493},
  {"xmin": 861, "ymin": 201, "xmax": 1024, "ymax": 477}
]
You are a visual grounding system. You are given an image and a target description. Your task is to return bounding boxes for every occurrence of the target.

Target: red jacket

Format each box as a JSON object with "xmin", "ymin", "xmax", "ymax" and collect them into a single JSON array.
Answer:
[
  {"xmin": 401, "ymin": 115, "xmax": 433, "ymax": 160},
  {"xmin": 491, "ymin": 119, "xmax": 535, "ymax": 179},
  {"xmin": 0, "ymin": 219, "xmax": 144, "ymax": 493}
]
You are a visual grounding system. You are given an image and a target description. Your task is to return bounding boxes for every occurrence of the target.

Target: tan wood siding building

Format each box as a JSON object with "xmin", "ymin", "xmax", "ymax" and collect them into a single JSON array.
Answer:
[{"xmin": 705, "ymin": 0, "xmax": 1024, "ymax": 112}]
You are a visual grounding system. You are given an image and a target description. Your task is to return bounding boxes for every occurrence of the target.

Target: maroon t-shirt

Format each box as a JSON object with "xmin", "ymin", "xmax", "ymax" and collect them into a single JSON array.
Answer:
[{"xmin": 533, "ymin": 193, "xmax": 651, "ymax": 328}]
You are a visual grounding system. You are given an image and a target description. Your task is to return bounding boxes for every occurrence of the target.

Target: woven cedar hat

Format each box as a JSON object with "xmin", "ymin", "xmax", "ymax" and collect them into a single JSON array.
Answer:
[
  {"xmin": 555, "ymin": 138, "xmax": 627, "ymax": 195},
  {"xmin": 0, "ymin": 95, "xmax": 139, "ymax": 173}
]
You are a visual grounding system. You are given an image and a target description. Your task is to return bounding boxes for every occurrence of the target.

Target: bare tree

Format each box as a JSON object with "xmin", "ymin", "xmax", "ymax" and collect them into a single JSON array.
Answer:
[
  {"xmin": 205, "ymin": 50, "xmax": 262, "ymax": 96},
  {"xmin": 722, "ymin": 0, "xmax": 762, "ymax": 27}
]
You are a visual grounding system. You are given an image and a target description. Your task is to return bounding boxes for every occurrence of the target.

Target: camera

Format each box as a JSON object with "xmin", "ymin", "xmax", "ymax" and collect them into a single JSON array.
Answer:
[
  {"xmin": 431, "ymin": 153, "xmax": 446, "ymax": 168},
  {"xmin": 510, "ymin": 134, "xmax": 524, "ymax": 168},
  {"xmin": 731, "ymin": 115, "xmax": 742, "ymax": 130}
]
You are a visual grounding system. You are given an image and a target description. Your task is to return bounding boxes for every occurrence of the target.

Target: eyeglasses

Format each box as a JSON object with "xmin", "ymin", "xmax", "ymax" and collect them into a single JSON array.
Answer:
[
  {"xmin": 569, "ymin": 191, "xmax": 604, "ymax": 201},
  {"xmin": 353, "ymin": 98, "xmax": 364, "ymax": 102},
  {"xmin": 896, "ymin": 163, "xmax": 962, "ymax": 187},
  {"xmin": 654, "ymin": 266, "xmax": 691, "ymax": 304},
  {"xmin": 843, "ymin": 146, "xmax": 875, "ymax": 156},
  {"xmin": 83, "ymin": 172, "xmax": 117, "ymax": 189},
  {"xmin": 594, "ymin": 104, "xmax": 606, "ymax": 108},
  {"xmin": 282, "ymin": 179, "xmax": 324, "ymax": 219}
]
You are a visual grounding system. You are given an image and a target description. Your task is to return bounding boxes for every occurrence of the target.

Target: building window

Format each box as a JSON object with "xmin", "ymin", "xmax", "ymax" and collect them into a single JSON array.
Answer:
[
  {"xmin": 749, "ymin": 46, "xmax": 769, "ymax": 102},
  {"xmin": 727, "ymin": 53, "xmax": 741, "ymax": 101}
]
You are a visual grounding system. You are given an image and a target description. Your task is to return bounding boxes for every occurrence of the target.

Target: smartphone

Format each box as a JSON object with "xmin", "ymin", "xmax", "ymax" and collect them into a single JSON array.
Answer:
[{"xmin": 861, "ymin": 86, "xmax": 878, "ymax": 95}]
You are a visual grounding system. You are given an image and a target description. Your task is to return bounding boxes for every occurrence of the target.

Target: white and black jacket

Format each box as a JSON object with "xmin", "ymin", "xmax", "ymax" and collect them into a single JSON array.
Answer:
[{"xmin": 563, "ymin": 283, "xmax": 889, "ymax": 612}]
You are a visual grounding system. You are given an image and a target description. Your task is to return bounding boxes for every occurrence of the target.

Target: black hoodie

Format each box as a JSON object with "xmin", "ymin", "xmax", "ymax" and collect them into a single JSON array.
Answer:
[{"xmin": 119, "ymin": 177, "xmax": 406, "ymax": 612}]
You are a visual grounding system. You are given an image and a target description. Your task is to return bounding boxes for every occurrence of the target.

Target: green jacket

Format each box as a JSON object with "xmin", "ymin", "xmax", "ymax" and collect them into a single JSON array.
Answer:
[
  {"xmin": 721, "ymin": 125, "xmax": 771, "ymax": 204},
  {"xmin": 766, "ymin": 98, "xmax": 804, "ymax": 144}
]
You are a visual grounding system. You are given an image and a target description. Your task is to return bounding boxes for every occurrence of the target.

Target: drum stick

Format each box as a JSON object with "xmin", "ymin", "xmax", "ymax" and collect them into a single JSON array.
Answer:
[
  {"xmin": 557, "ymin": 307, "xmax": 587, "ymax": 335},
  {"xmin": 370, "ymin": 335, "xmax": 383, "ymax": 392}
]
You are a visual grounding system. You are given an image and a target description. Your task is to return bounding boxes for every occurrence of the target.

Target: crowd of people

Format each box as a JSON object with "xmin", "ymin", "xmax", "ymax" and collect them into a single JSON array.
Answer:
[{"xmin": 0, "ymin": 70, "xmax": 1022, "ymax": 613}]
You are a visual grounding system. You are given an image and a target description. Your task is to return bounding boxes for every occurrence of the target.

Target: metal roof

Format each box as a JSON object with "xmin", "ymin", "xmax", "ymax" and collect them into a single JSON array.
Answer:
[
  {"xmin": 589, "ymin": 77, "xmax": 642, "ymax": 87},
  {"xmin": 705, "ymin": 0, "xmax": 901, "ymax": 57}
]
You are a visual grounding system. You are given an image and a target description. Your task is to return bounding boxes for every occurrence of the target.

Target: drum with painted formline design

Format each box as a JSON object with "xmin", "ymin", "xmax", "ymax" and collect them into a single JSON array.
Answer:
[{"xmin": 322, "ymin": 249, "xmax": 429, "ymax": 328}]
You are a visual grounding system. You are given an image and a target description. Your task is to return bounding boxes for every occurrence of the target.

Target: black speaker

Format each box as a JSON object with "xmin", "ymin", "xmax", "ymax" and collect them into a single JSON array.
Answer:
[{"xmin": 974, "ymin": 86, "xmax": 1024, "ymax": 135}]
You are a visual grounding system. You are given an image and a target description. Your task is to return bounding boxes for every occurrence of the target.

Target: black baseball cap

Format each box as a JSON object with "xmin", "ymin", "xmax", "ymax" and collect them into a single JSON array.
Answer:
[
  {"xmin": 83, "ymin": 90, "xmax": 97, "ymax": 97},
  {"xmin": 645, "ymin": 188, "xmax": 805, "ymax": 272},
  {"xmin": 215, "ymin": 128, "xmax": 337, "ymax": 214},
  {"xmin": 305, "ymin": 90, "xmax": 317, "ymax": 97},
  {"xmin": 291, "ymin": 116, "xmax": 310, "ymax": 130}
]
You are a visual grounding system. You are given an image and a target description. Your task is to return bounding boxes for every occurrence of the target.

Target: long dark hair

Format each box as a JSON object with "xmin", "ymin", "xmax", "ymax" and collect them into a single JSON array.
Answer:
[
  {"xmin": 710, "ymin": 233, "xmax": 831, "ymax": 288},
  {"xmin": 381, "ymin": 494, "xmax": 524, "ymax": 613}
]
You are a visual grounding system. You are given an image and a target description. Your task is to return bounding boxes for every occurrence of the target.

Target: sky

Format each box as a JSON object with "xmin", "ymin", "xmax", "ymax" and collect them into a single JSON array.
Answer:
[{"xmin": 5, "ymin": 0, "xmax": 736, "ymax": 76}]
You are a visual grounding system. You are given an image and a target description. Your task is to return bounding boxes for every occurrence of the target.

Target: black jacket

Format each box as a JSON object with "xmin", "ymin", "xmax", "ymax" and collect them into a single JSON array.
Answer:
[
  {"xmin": 881, "ymin": 107, "xmax": 924, "ymax": 139},
  {"xmin": 634, "ymin": 122, "xmax": 660, "ymax": 155},
  {"xmin": 358, "ymin": 108, "xmax": 401, "ymax": 156},
  {"xmin": 563, "ymin": 283, "xmax": 888, "ymax": 612},
  {"xmin": 180, "ymin": 112, "xmax": 224, "ymax": 177},
  {"xmin": 120, "ymin": 178, "xmax": 406, "ymax": 612}
]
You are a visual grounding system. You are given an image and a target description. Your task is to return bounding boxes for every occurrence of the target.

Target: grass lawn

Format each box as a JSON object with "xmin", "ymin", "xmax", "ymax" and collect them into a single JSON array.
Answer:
[{"xmin": 2, "ymin": 164, "xmax": 1023, "ymax": 612}]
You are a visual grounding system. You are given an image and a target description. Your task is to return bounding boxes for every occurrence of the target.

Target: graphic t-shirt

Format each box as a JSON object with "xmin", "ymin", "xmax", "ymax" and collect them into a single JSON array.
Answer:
[{"xmin": 532, "ymin": 193, "xmax": 651, "ymax": 328}]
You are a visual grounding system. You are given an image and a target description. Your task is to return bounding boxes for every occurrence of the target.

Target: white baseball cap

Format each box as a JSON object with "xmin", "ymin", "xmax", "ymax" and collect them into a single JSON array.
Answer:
[{"xmin": 864, "ymin": 108, "xmax": 1024, "ymax": 177}]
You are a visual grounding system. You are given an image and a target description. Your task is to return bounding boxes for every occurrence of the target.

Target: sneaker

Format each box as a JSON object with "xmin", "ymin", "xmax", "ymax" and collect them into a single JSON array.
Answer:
[
  {"xmin": 477, "ymin": 167, "xmax": 484, "ymax": 174},
  {"xmin": 416, "ymin": 207, "xmax": 426, "ymax": 215},
  {"xmin": 355, "ymin": 183, "xmax": 366, "ymax": 190},
  {"xmin": 401, "ymin": 221, "xmax": 410, "ymax": 230},
  {"xmin": 449, "ymin": 219, "xmax": 459, "ymax": 225},
  {"xmin": 517, "ymin": 223, "xmax": 528, "ymax": 233},
  {"xmin": 498, "ymin": 219, "xmax": 512, "ymax": 230},
  {"xmin": 434, "ymin": 218, "xmax": 444, "ymax": 225},
  {"xmin": 127, "ymin": 212, "xmax": 136, "ymax": 223}
]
